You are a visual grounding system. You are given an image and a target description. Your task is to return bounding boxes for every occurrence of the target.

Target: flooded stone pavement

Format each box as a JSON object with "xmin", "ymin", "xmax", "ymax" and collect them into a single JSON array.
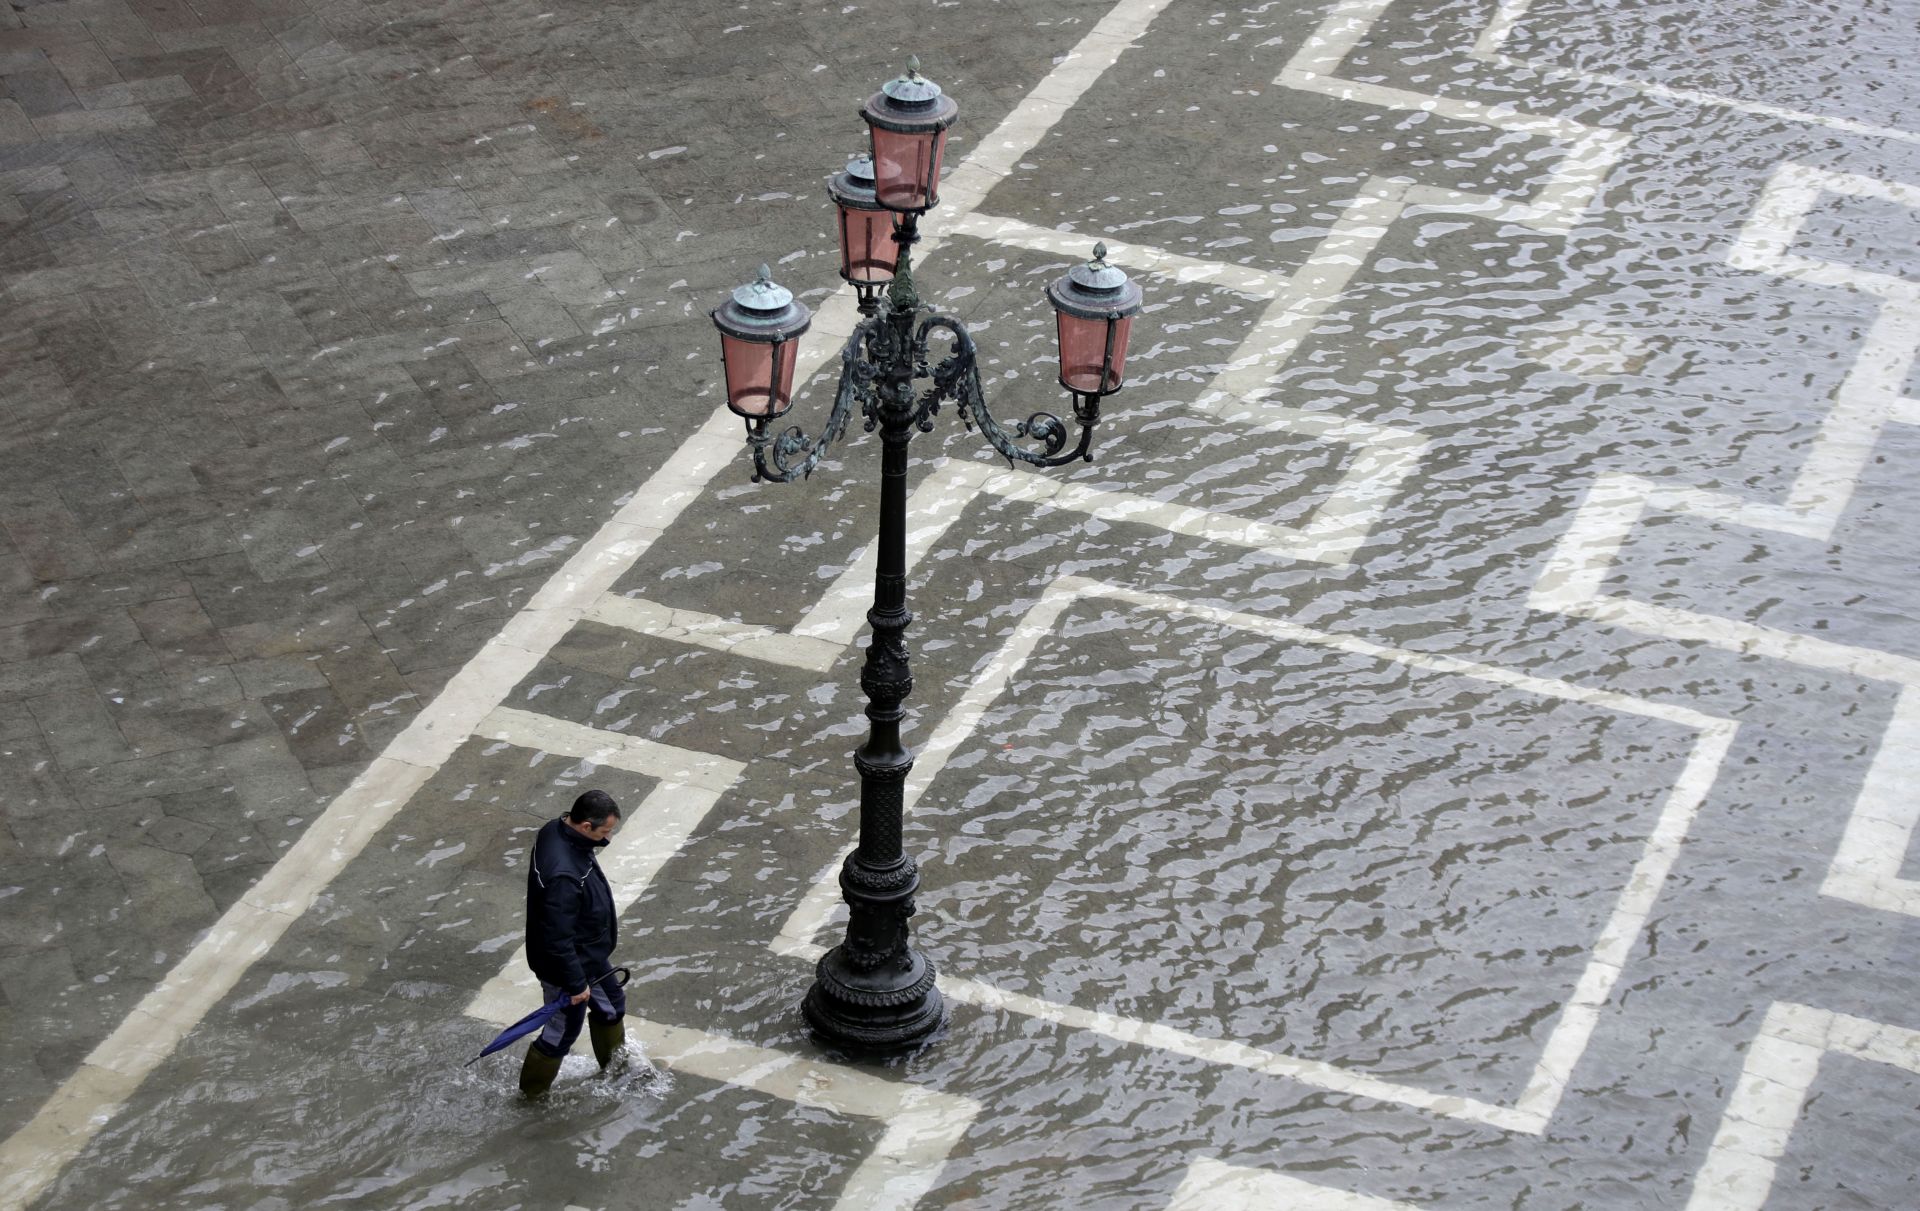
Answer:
[{"xmin": 2, "ymin": 0, "xmax": 1918, "ymax": 1206}]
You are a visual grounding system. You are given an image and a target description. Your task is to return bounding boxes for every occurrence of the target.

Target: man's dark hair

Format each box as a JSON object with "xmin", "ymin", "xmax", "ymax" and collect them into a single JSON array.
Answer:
[{"xmin": 569, "ymin": 789, "xmax": 622, "ymax": 826}]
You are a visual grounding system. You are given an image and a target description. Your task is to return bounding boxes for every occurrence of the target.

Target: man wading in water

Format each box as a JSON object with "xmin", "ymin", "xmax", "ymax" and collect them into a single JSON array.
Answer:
[{"xmin": 520, "ymin": 790, "xmax": 626, "ymax": 1097}]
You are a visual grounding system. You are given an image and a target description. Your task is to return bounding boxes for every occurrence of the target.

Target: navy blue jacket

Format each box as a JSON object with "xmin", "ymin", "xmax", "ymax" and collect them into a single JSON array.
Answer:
[{"xmin": 525, "ymin": 817, "xmax": 617, "ymax": 994}]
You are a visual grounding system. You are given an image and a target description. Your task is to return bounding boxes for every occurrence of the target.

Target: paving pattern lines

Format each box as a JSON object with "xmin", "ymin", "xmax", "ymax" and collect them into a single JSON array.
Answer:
[
  {"xmin": 596, "ymin": 191, "xmax": 1437, "ymax": 674},
  {"xmin": 0, "ymin": 0, "xmax": 1178, "ymax": 1205},
  {"xmin": 1683, "ymin": 1000, "xmax": 1920, "ymax": 1210},
  {"xmin": 874, "ymin": 0, "xmax": 1646, "ymax": 594},
  {"xmin": 596, "ymin": 0, "xmax": 1668, "ymax": 677},
  {"xmin": 455, "ymin": 707, "xmax": 980, "ymax": 1211},
  {"xmin": 0, "ymin": 0, "xmax": 1786, "ymax": 1201},
  {"xmin": 1531, "ymin": 163, "xmax": 1920, "ymax": 920},
  {"xmin": 1473, "ymin": 0, "xmax": 1920, "ymax": 146},
  {"xmin": 1166, "ymin": 1157, "xmax": 1426, "ymax": 1210},
  {"xmin": 1274, "ymin": 0, "xmax": 1630, "ymax": 237},
  {"xmin": 558, "ymin": 0, "xmax": 1759, "ymax": 694},
  {"xmin": 773, "ymin": 576, "xmax": 1738, "ymax": 1137}
]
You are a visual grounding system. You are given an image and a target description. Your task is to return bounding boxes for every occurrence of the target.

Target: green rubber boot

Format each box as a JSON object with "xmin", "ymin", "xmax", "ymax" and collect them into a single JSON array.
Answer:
[
  {"xmin": 589, "ymin": 1016, "xmax": 625, "ymax": 1071},
  {"xmin": 519, "ymin": 1045, "xmax": 563, "ymax": 1099}
]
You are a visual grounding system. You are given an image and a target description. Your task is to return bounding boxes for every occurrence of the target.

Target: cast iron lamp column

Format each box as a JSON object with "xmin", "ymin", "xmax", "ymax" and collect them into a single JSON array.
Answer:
[{"xmin": 711, "ymin": 59, "xmax": 1144, "ymax": 1051}]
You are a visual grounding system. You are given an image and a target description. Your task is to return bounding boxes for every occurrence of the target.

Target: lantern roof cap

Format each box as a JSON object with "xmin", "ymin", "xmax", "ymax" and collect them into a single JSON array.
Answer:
[
  {"xmin": 1068, "ymin": 242, "xmax": 1129, "ymax": 292},
  {"xmin": 863, "ymin": 56, "xmax": 958, "ymax": 133},
  {"xmin": 881, "ymin": 56, "xmax": 943, "ymax": 106},
  {"xmin": 842, "ymin": 153, "xmax": 876, "ymax": 185},
  {"xmin": 1047, "ymin": 242, "xmax": 1144, "ymax": 319},
  {"xmin": 713, "ymin": 265, "xmax": 812, "ymax": 343},
  {"xmin": 731, "ymin": 264, "xmax": 793, "ymax": 313},
  {"xmin": 828, "ymin": 153, "xmax": 882, "ymax": 208}
]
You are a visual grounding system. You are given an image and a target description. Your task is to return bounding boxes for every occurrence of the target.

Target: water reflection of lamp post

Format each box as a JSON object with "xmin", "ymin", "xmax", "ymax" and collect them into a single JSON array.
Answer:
[{"xmin": 710, "ymin": 57, "xmax": 1144, "ymax": 1051}]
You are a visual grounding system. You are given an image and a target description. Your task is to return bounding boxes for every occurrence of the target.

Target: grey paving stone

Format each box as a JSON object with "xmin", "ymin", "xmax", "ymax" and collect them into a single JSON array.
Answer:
[
  {"xmin": 0, "ymin": 950, "xmax": 81, "ymax": 1021},
  {"xmin": 212, "ymin": 597, "xmax": 364, "ymax": 657},
  {"xmin": 0, "ymin": 610, "xmax": 141, "ymax": 664},
  {"xmin": 0, "ymin": 535, "xmax": 49, "ymax": 629},
  {"xmin": 62, "ymin": 730, "xmax": 296, "ymax": 807},
  {"xmin": 0, "ymin": 731, "xmax": 78, "ymax": 823},
  {"xmin": 32, "ymin": 566, "xmax": 190, "ymax": 617},
  {"xmin": 261, "ymin": 685, "xmax": 368, "ymax": 769},
  {"xmin": 3, "ymin": 69, "xmax": 82, "ymax": 117},
  {"xmin": 0, "ymin": 497, "xmax": 103, "ymax": 580},
  {"xmin": 0, "ymin": 700, "xmax": 41, "ymax": 742},
  {"xmin": 105, "ymin": 840, "xmax": 216, "ymax": 933},
  {"xmin": 126, "ymin": 593, "xmax": 229, "ymax": 669},
  {"xmin": 112, "ymin": 692, "xmax": 272, "ymax": 761},
  {"xmin": 313, "ymin": 633, "xmax": 412, "ymax": 714},
  {"xmin": 79, "ymin": 629, "xmax": 174, "ymax": 701},
  {"xmin": 230, "ymin": 654, "xmax": 329, "ymax": 697},
  {"xmin": 0, "ymin": 48, "xmax": 50, "ymax": 74},
  {"xmin": 25, "ymin": 684, "xmax": 128, "ymax": 770}
]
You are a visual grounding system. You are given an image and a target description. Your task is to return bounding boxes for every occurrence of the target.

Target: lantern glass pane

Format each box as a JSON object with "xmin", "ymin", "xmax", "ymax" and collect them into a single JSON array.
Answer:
[
  {"xmin": 1056, "ymin": 312, "xmax": 1132, "ymax": 394},
  {"xmin": 838, "ymin": 205, "xmax": 897, "ymax": 281},
  {"xmin": 721, "ymin": 333, "xmax": 798, "ymax": 418},
  {"xmin": 870, "ymin": 126, "xmax": 948, "ymax": 211}
]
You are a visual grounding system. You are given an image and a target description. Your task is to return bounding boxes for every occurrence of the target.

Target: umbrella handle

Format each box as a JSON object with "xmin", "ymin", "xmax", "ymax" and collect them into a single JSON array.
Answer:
[{"xmin": 592, "ymin": 965, "xmax": 632, "ymax": 990}]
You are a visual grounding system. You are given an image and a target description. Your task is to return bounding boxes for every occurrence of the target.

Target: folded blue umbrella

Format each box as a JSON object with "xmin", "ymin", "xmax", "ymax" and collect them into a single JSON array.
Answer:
[
  {"xmin": 466, "ymin": 993, "xmax": 570, "ymax": 1066},
  {"xmin": 466, "ymin": 966, "xmax": 631, "ymax": 1066}
]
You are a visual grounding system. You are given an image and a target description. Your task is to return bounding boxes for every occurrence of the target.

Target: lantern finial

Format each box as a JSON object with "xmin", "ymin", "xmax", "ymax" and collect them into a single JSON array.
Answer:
[
  {"xmin": 757, "ymin": 263, "xmax": 772, "ymax": 283},
  {"xmin": 1092, "ymin": 242, "xmax": 1108, "ymax": 264},
  {"xmin": 906, "ymin": 54, "xmax": 921, "ymax": 76}
]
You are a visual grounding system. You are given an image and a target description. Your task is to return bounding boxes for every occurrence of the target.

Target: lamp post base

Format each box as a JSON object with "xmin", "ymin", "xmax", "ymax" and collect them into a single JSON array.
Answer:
[{"xmin": 803, "ymin": 947, "xmax": 945, "ymax": 1051}]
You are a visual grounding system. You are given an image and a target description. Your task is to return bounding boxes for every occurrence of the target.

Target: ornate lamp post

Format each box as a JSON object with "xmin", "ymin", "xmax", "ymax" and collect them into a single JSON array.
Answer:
[{"xmin": 711, "ymin": 57, "xmax": 1144, "ymax": 1051}]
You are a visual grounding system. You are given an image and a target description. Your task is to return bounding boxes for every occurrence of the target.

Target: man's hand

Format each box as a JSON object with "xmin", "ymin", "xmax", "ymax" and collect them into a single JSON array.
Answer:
[{"xmin": 570, "ymin": 987, "xmax": 592, "ymax": 1005}]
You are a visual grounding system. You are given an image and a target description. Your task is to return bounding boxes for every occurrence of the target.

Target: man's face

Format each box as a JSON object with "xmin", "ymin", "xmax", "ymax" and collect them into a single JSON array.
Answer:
[
  {"xmin": 579, "ymin": 813, "xmax": 618, "ymax": 844},
  {"xmin": 575, "ymin": 814, "xmax": 620, "ymax": 842}
]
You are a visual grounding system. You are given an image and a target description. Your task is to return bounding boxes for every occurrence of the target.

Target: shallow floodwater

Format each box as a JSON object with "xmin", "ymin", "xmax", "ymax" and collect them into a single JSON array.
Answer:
[{"xmin": 23, "ymin": 0, "xmax": 1920, "ymax": 1208}]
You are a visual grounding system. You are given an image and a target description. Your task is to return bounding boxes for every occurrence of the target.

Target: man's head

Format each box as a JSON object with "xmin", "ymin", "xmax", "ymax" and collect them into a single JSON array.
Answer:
[{"xmin": 566, "ymin": 789, "xmax": 622, "ymax": 842}]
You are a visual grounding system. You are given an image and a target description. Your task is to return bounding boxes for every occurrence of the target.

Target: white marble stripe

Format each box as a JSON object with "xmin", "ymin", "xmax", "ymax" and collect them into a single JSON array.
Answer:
[
  {"xmin": 1474, "ymin": 0, "xmax": 1920, "ymax": 144},
  {"xmin": 1565, "ymin": 594, "xmax": 1920, "ymax": 686},
  {"xmin": 1514, "ymin": 723, "xmax": 1736, "ymax": 1125},
  {"xmin": 1781, "ymin": 305, "xmax": 1920, "ymax": 518},
  {"xmin": 481, "ymin": 705, "xmax": 744, "ymax": 790},
  {"xmin": 1470, "ymin": 0, "xmax": 1534, "ymax": 59},
  {"xmin": 1827, "ymin": 1007, "xmax": 1920, "ymax": 1071},
  {"xmin": 572, "ymin": 1017, "xmax": 979, "ymax": 1211},
  {"xmin": 1082, "ymin": 579, "xmax": 1722, "ymax": 729},
  {"xmin": 936, "ymin": 0, "xmax": 1169, "ymax": 208},
  {"xmin": 585, "ymin": 593, "xmax": 845, "ymax": 673},
  {"xmin": 1684, "ymin": 1003, "xmax": 1920, "ymax": 1209},
  {"xmin": 1276, "ymin": 0, "xmax": 1627, "ymax": 234},
  {"xmin": 581, "ymin": 386, "xmax": 1423, "ymax": 663},
  {"xmin": 947, "ymin": 212, "xmax": 1291, "ymax": 296},
  {"xmin": 1822, "ymin": 687, "xmax": 1920, "ymax": 914},
  {"xmin": 769, "ymin": 928, "xmax": 1539, "ymax": 1135},
  {"xmin": 1212, "ymin": 179, "xmax": 1416, "ymax": 395},
  {"xmin": 939, "ymin": 972, "xmax": 1542, "ymax": 1133},
  {"xmin": 1167, "ymin": 1158, "xmax": 1427, "ymax": 1210},
  {"xmin": 788, "ymin": 459, "xmax": 997, "ymax": 642}
]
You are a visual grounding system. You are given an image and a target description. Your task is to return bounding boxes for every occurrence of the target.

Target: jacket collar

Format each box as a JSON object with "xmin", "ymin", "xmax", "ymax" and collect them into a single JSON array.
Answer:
[{"xmin": 557, "ymin": 817, "xmax": 610, "ymax": 850}]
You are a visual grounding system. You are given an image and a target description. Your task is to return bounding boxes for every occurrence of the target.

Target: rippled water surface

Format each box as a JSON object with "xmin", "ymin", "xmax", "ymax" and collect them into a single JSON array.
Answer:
[{"xmin": 26, "ymin": 0, "xmax": 1920, "ymax": 1208}]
